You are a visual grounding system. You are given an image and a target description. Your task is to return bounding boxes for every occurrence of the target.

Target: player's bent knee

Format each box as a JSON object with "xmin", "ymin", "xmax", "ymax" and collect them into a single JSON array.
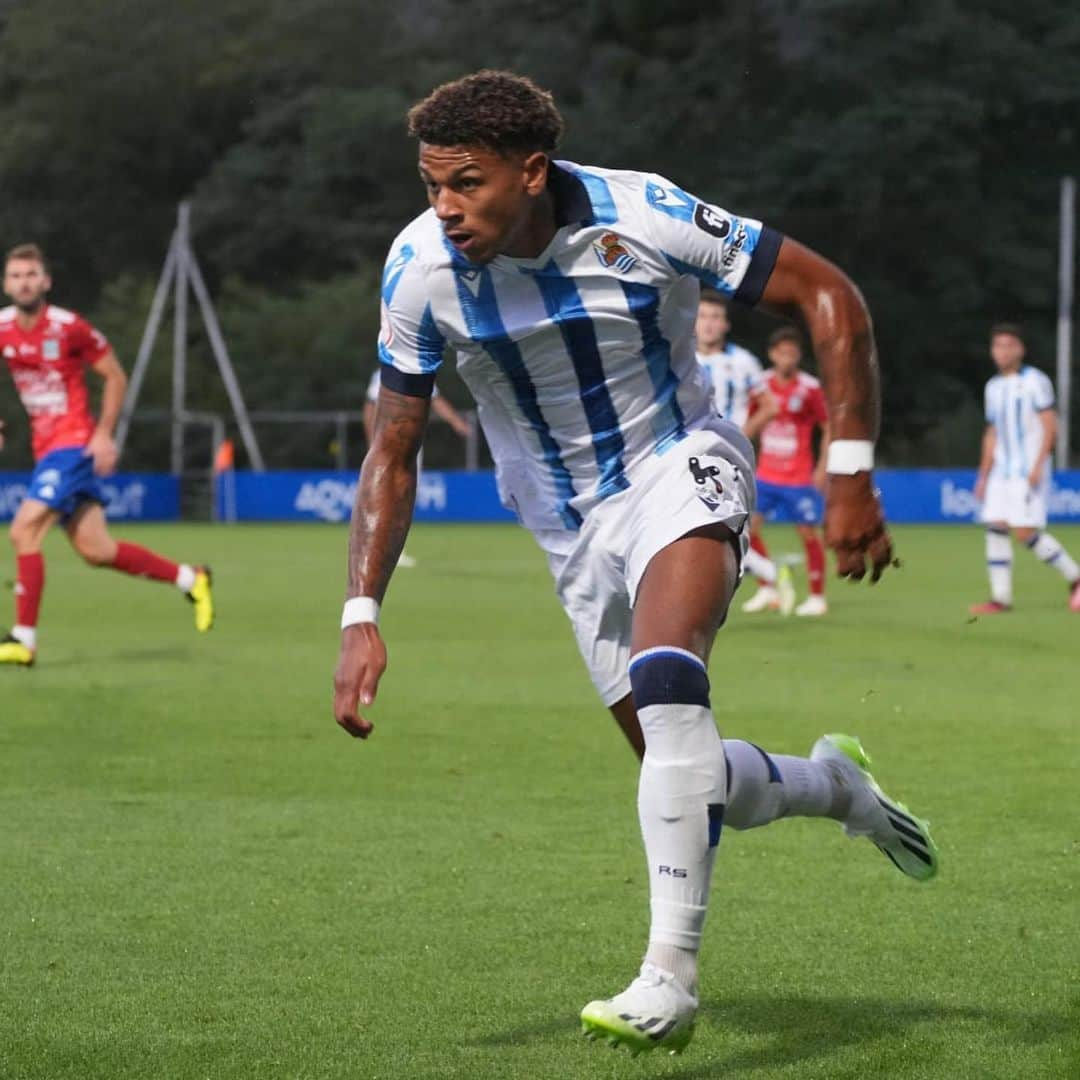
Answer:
[{"xmin": 76, "ymin": 541, "xmax": 113, "ymax": 567}]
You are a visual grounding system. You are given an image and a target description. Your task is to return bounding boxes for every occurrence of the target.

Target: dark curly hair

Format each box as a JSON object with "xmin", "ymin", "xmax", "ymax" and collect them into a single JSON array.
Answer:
[
  {"xmin": 768, "ymin": 326, "xmax": 803, "ymax": 350},
  {"xmin": 407, "ymin": 70, "xmax": 564, "ymax": 156}
]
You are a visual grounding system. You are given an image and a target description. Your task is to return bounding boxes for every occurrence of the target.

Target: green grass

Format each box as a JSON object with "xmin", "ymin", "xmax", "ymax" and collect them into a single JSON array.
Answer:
[{"xmin": 1, "ymin": 522, "xmax": 1078, "ymax": 1079}]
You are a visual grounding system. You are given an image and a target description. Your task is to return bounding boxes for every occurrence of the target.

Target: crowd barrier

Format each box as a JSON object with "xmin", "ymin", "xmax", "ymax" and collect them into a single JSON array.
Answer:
[{"xmin": 3, "ymin": 469, "xmax": 1080, "ymax": 525}]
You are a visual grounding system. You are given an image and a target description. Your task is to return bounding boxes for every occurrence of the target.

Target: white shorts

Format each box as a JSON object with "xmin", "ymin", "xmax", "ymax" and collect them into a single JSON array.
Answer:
[
  {"xmin": 981, "ymin": 473, "xmax": 1049, "ymax": 529},
  {"xmin": 536, "ymin": 425, "xmax": 754, "ymax": 706}
]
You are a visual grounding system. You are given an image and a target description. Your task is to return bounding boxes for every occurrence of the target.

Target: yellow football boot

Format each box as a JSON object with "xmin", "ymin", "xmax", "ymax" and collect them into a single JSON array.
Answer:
[
  {"xmin": 0, "ymin": 633, "xmax": 35, "ymax": 667},
  {"xmin": 187, "ymin": 567, "xmax": 215, "ymax": 633}
]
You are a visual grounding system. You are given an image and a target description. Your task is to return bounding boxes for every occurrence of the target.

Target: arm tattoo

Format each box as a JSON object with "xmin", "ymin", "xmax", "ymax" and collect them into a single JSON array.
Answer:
[{"xmin": 345, "ymin": 388, "xmax": 430, "ymax": 601}]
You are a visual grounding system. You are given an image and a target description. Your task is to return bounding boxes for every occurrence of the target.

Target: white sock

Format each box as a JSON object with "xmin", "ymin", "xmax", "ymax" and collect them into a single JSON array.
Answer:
[
  {"xmin": 743, "ymin": 548, "xmax": 777, "ymax": 584},
  {"xmin": 630, "ymin": 647, "xmax": 726, "ymax": 993},
  {"xmin": 985, "ymin": 529, "xmax": 1012, "ymax": 605},
  {"xmin": 1027, "ymin": 532, "xmax": 1080, "ymax": 584},
  {"xmin": 11, "ymin": 624, "xmax": 37, "ymax": 649},
  {"xmin": 175, "ymin": 564, "xmax": 197, "ymax": 592},
  {"xmin": 723, "ymin": 739, "xmax": 841, "ymax": 830}
]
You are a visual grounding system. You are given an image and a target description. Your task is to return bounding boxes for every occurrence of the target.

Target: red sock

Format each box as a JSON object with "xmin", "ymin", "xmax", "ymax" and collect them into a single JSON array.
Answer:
[
  {"xmin": 15, "ymin": 553, "xmax": 45, "ymax": 627},
  {"xmin": 111, "ymin": 542, "xmax": 180, "ymax": 584},
  {"xmin": 804, "ymin": 533, "xmax": 826, "ymax": 595}
]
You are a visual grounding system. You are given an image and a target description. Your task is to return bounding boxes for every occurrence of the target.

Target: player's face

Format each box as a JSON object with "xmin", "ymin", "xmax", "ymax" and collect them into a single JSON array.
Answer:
[
  {"xmin": 695, "ymin": 301, "xmax": 729, "ymax": 349},
  {"xmin": 418, "ymin": 143, "xmax": 550, "ymax": 265},
  {"xmin": 769, "ymin": 340, "xmax": 802, "ymax": 377},
  {"xmin": 3, "ymin": 258, "xmax": 51, "ymax": 312},
  {"xmin": 990, "ymin": 332, "xmax": 1025, "ymax": 373}
]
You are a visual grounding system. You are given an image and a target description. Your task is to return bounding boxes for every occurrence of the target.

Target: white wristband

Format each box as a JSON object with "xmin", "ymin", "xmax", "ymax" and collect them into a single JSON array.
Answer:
[
  {"xmin": 826, "ymin": 440, "xmax": 875, "ymax": 475},
  {"xmin": 341, "ymin": 597, "xmax": 380, "ymax": 629}
]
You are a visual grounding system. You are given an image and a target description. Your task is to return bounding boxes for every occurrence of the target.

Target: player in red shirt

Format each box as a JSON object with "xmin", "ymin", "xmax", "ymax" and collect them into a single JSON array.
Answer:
[
  {"xmin": 0, "ymin": 244, "xmax": 214, "ymax": 667},
  {"xmin": 741, "ymin": 326, "xmax": 831, "ymax": 616}
]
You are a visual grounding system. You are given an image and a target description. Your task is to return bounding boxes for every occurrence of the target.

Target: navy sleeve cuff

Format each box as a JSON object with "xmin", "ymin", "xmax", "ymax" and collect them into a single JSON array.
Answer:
[
  {"xmin": 734, "ymin": 226, "xmax": 783, "ymax": 307},
  {"xmin": 379, "ymin": 366, "xmax": 436, "ymax": 398}
]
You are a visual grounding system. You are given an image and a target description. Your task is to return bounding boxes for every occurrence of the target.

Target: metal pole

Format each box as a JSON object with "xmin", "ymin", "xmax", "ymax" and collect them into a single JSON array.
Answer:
[
  {"xmin": 1057, "ymin": 176, "xmax": 1075, "ymax": 469},
  {"xmin": 171, "ymin": 203, "xmax": 191, "ymax": 476},
  {"xmin": 185, "ymin": 246, "xmax": 266, "ymax": 471},
  {"xmin": 116, "ymin": 237, "xmax": 178, "ymax": 456}
]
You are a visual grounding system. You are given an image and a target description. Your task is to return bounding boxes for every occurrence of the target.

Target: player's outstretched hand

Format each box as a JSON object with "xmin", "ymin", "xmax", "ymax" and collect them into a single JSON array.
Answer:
[
  {"xmin": 825, "ymin": 472, "xmax": 895, "ymax": 583},
  {"xmin": 333, "ymin": 623, "xmax": 387, "ymax": 739},
  {"xmin": 86, "ymin": 429, "xmax": 119, "ymax": 476}
]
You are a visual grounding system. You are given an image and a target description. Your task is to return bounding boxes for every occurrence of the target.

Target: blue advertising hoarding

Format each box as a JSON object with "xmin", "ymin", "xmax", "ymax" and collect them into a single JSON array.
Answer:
[
  {"xmin": 0, "ymin": 473, "xmax": 180, "ymax": 521},
  {"xmin": 212, "ymin": 468, "xmax": 1080, "ymax": 525}
]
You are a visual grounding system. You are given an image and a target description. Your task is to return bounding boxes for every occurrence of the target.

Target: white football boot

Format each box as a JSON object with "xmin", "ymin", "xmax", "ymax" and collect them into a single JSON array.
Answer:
[
  {"xmin": 741, "ymin": 585, "xmax": 780, "ymax": 613},
  {"xmin": 580, "ymin": 962, "xmax": 697, "ymax": 1056},
  {"xmin": 810, "ymin": 734, "xmax": 939, "ymax": 882},
  {"xmin": 794, "ymin": 594, "xmax": 828, "ymax": 617}
]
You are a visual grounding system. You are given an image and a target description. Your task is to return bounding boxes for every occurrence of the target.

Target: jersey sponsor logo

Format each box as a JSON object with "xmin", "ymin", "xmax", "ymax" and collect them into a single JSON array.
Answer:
[
  {"xmin": 693, "ymin": 202, "xmax": 731, "ymax": 239},
  {"xmin": 592, "ymin": 231, "xmax": 637, "ymax": 274},
  {"xmin": 645, "ymin": 181, "xmax": 696, "ymax": 222},
  {"xmin": 42, "ymin": 339, "xmax": 61, "ymax": 361},
  {"xmin": 788, "ymin": 395, "xmax": 804, "ymax": 412},
  {"xmin": 720, "ymin": 221, "xmax": 749, "ymax": 268}
]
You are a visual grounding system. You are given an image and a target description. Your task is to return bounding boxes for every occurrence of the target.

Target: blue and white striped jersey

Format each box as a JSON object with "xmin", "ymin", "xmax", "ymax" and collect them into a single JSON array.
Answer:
[
  {"xmin": 697, "ymin": 343, "xmax": 765, "ymax": 429},
  {"xmin": 378, "ymin": 160, "xmax": 782, "ymax": 532},
  {"xmin": 984, "ymin": 366, "xmax": 1055, "ymax": 479}
]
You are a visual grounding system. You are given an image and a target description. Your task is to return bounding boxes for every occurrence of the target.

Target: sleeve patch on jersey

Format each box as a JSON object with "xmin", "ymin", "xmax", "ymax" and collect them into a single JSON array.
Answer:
[
  {"xmin": 379, "ymin": 363, "xmax": 435, "ymax": 399},
  {"xmin": 733, "ymin": 226, "xmax": 783, "ymax": 306},
  {"xmin": 646, "ymin": 181, "xmax": 696, "ymax": 223},
  {"xmin": 693, "ymin": 202, "xmax": 731, "ymax": 239}
]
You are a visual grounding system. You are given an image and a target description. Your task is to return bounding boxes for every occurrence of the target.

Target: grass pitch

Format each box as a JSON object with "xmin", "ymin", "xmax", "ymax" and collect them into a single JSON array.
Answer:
[{"xmin": 1, "ymin": 523, "xmax": 1078, "ymax": 1079}]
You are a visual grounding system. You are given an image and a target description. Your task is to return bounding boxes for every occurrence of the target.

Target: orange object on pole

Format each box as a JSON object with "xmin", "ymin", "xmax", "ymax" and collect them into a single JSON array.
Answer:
[{"xmin": 213, "ymin": 438, "xmax": 235, "ymax": 473}]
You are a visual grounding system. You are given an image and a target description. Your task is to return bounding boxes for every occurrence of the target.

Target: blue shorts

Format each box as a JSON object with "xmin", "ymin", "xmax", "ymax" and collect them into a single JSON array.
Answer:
[
  {"xmin": 28, "ymin": 447, "xmax": 105, "ymax": 522},
  {"xmin": 756, "ymin": 479, "xmax": 822, "ymax": 525}
]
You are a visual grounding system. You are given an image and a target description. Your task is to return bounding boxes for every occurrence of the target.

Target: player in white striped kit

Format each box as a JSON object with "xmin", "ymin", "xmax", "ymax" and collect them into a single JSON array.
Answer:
[
  {"xmin": 971, "ymin": 323, "xmax": 1080, "ymax": 614},
  {"xmin": 693, "ymin": 290, "xmax": 793, "ymax": 606},
  {"xmin": 332, "ymin": 72, "xmax": 934, "ymax": 1055}
]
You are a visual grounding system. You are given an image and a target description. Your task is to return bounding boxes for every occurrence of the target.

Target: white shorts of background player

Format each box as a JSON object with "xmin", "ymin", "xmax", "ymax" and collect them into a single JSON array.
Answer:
[{"xmin": 981, "ymin": 471, "xmax": 1050, "ymax": 529}]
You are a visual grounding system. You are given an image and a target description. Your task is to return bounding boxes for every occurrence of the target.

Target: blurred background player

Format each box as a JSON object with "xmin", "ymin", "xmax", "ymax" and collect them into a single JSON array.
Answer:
[
  {"xmin": 0, "ymin": 244, "xmax": 213, "ymax": 667},
  {"xmin": 971, "ymin": 323, "xmax": 1080, "ymax": 614},
  {"xmin": 693, "ymin": 290, "xmax": 791, "ymax": 605},
  {"xmin": 742, "ymin": 326, "xmax": 830, "ymax": 616},
  {"xmin": 364, "ymin": 367, "xmax": 471, "ymax": 568}
]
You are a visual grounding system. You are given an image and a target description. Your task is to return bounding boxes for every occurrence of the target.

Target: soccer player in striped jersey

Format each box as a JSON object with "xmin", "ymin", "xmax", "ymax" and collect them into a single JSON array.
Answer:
[
  {"xmin": 0, "ymin": 245, "xmax": 214, "ymax": 667},
  {"xmin": 332, "ymin": 72, "xmax": 935, "ymax": 1055},
  {"xmin": 693, "ymin": 292, "xmax": 790, "ymax": 602},
  {"xmin": 971, "ymin": 323, "xmax": 1080, "ymax": 614}
]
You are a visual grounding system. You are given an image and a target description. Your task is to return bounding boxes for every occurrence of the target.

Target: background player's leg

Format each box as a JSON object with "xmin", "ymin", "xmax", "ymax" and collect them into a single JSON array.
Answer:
[
  {"xmin": 1017, "ymin": 527, "xmax": 1080, "ymax": 600},
  {"xmin": 794, "ymin": 522, "xmax": 828, "ymax": 616},
  {"xmin": 742, "ymin": 514, "xmax": 781, "ymax": 612},
  {"xmin": 629, "ymin": 524, "xmax": 736, "ymax": 994},
  {"xmin": 65, "ymin": 503, "xmax": 196, "ymax": 589},
  {"xmin": 982, "ymin": 523, "xmax": 1013, "ymax": 608},
  {"xmin": 5, "ymin": 498, "xmax": 57, "ymax": 653}
]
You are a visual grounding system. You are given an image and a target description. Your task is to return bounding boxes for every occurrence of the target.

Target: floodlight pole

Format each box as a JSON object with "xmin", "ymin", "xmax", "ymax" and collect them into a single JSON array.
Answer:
[
  {"xmin": 172, "ymin": 202, "xmax": 191, "ymax": 475},
  {"xmin": 115, "ymin": 201, "xmax": 265, "ymax": 473},
  {"xmin": 1057, "ymin": 176, "xmax": 1075, "ymax": 469}
]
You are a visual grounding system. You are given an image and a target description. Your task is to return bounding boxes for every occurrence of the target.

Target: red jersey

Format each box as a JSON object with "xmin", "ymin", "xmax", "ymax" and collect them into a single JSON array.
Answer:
[
  {"xmin": 756, "ymin": 370, "xmax": 827, "ymax": 486},
  {"xmin": 0, "ymin": 304, "xmax": 111, "ymax": 460}
]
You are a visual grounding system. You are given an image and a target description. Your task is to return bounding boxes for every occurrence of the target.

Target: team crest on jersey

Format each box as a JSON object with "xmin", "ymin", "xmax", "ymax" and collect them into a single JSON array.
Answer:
[
  {"xmin": 2, "ymin": 345, "xmax": 14, "ymax": 359},
  {"xmin": 593, "ymin": 232, "xmax": 637, "ymax": 274},
  {"xmin": 42, "ymin": 339, "xmax": 61, "ymax": 361},
  {"xmin": 788, "ymin": 395, "xmax": 804, "ymax": 412}
]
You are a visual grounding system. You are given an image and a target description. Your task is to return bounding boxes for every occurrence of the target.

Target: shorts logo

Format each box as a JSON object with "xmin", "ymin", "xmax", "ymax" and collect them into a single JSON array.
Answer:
[
  {"xmin": 689, "ymin": 455, "xmax": 724, "ymax": 511},
  {"xmin": 42, "ymin": 339, "xmax": 61, "ymax": 361},
  {"xmin": 593, "ymin": 232, "xmax": 637, "ymax": 274},
  {"xmin": 693, "ymin": 202, "xmax": 731, "ymax": 239}
]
